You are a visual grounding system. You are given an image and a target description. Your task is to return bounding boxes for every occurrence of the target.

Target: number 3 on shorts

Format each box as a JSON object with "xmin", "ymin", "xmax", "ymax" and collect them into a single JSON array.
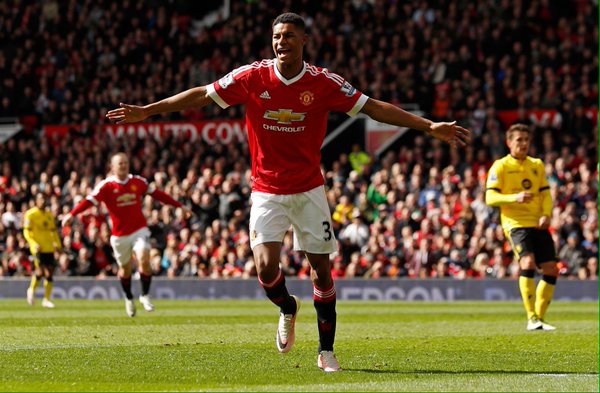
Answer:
[{"xmin": 322, "ymin": 221, "xmax": 332, "ymax": 241}]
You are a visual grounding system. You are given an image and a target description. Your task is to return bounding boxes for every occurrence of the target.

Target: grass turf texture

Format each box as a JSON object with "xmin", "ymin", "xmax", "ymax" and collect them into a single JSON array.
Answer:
[{"xmin": 0, "ymin": 300, "xmax": 597, "ymax": 392}]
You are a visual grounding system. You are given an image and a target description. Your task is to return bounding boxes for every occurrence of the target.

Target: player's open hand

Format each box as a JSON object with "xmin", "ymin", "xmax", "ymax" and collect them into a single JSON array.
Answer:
[
  {"xmin": 538, "ymin": 215, "xmax": 550, "ymax": 229},
  {"xmin": 61, "ymin": 213, "xmax": 73, "ymax": 227},
  {"xmin": 516, "ymin": 191, "xmax": 533, "ymax": 203},
  {"xmin": 429, "ymin": 121, "xmax": 471, "ymax": 147},
  {"xmin": 106, "ymin": 103, "xmax": 147, "ymax": 124},
  {"xmin": 181, "ymin": 206, "xmax": 194, "ymax": 220}
]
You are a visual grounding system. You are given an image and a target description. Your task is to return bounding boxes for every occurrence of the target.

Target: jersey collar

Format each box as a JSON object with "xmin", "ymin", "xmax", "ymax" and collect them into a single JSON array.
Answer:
[
  {"xmin": 273, "ymin": 60, "xmax": 307, "ymax": 85},
  {"xmin": 108, "ymin": 174, "xmax": 132, "ymax": 184},
  {"xmin": 507, "ymin": 154, "xmax": 527, "ymax": 164}
]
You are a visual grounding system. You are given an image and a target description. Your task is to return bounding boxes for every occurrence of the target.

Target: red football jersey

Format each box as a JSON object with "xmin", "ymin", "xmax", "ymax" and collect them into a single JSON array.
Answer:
[
  {"xmin": 207, "ymin": 59, "xmax": 368, "ymax": 194},
  {"xmin": 87, "ymin": 175, "xmax": 151, "ymax": 236}
]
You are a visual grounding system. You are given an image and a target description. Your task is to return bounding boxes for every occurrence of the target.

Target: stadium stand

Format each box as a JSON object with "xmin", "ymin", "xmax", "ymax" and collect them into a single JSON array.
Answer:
[{"xmin": 0, "ymin": 0, "xmax": 597, "ymax": 280}]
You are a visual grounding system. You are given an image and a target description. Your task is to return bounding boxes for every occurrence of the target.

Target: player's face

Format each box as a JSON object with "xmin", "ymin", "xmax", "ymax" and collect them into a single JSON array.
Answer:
[
  {"xmin": 111, "ymin": 155, "xmax": 129, "ymax": 179},
  {"xmin": 272, "ymin": 23, "xmax": 306, "ymax": 68},
  {"xmin": 35, "ymin": 194, "xmax": 46, "ymax": 209},
  {"xmin": 507, "ymin": 131, "xmax": 530, "ymax": 160}
]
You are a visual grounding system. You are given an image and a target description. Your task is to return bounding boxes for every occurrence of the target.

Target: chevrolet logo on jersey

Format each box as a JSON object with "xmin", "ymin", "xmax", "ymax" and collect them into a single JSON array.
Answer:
[
  {"xmin": 116, "ymin": 193, "xmax": 137, "ymax": 203},
  {"xmin": 263, "ymin": 109, "xmax": 306, "ymax": 124}
]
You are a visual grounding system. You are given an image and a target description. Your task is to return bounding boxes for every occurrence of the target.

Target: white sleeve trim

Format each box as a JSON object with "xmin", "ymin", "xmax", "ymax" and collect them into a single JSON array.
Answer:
[
  {"xmin": 86, "ymin": 195, "xmax": 99, "ymax": 206},
  {"xmin": 346, "ymin": 94, "xmax": 369, "ymax": 117},
  {"xmin": 206, "ymin": 83, "xmax": 230, "ymax": 109}
]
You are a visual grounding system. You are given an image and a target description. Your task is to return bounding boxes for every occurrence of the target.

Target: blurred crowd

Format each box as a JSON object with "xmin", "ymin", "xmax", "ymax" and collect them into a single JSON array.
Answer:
[{"xmin": 0, "ymin": 0, "xmax": 597, "ymax": 280}]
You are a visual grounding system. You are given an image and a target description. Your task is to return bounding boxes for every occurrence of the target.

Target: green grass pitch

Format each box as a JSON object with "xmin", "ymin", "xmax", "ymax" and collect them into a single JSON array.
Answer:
[{"xmin": 0, "ymin": 299, "xmax": 597, "ymax": 392}]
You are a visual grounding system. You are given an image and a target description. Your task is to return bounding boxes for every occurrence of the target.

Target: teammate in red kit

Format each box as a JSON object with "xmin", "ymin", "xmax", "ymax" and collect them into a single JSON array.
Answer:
[
  {"xmin": 62, "ymin": 153, "xmax": 191, "ymax": 317},
  {"xmin": 106, "ymin": 12, "xmax": 470, "ymax": 371}
]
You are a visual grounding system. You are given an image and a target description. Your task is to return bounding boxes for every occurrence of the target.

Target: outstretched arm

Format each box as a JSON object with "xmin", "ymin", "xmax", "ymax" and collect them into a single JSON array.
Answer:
[
  {"xmin": 360, "ymin": 98, "xmax": 471, "ymax": 147},
  {"xmin": 150, "ymin": 189, "xmax": 193, "ymax": 219},
  {"xmin": 61, "ymin": 198, "xmax": 95, "ymax": 227},
  {"xmin": 106, "ymin": 86, "xmax": 214, "ymax": 124}
]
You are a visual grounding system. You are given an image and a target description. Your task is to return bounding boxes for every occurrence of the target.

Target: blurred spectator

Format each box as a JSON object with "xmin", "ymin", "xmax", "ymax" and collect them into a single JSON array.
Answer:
[
  {"xmin": 0, "ymin": 0, "xmax": 597, "ymax": 281},
  {"xmin": 338, "ymin": 209, "xmax": 369, "ymax": 260},
  {"xmin": 558, "ymin": 232, "xmax": 587, "ymax": 278},
  {"xmin": 348, "ymin": 144, "xmax": 371, "ymax": 176}
]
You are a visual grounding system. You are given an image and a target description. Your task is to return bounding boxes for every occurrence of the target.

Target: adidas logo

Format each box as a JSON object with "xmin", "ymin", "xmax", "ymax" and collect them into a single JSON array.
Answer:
[{"xmin": 259, "ymin": 91, "xmax": 271, "ymax": 99}]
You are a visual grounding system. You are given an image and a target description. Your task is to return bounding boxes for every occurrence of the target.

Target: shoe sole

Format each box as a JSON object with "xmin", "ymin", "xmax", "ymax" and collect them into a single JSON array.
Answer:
[{"xmin": 277, "ymin": 295, "xmax": 300, "ymax": 353}]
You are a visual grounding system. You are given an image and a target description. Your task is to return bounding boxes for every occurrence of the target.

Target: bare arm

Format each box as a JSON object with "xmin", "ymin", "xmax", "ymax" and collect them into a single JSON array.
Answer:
[
  {"xmin": 106, "ymin": 86, "xmax": 214, "ymax": 124},
  {"xmin": 360, "ymin": 98, "xmax": 471, "ymax": 147}
]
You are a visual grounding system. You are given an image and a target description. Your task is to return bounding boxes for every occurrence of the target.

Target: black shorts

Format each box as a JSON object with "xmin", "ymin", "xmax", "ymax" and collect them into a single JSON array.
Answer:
[
  {"xmin": 508, "ymin": 228, "xmax": 557, "ymax": 265},
  {"xmin": 34, "ymin": 252, "xmax": 56, "ymax": 268}
]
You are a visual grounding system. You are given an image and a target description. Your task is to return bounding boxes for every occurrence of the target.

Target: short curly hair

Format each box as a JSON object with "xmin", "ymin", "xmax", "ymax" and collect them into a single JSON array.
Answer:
[{"xmin": 272, "ymin": 12, "xmax": 305, "ymax": 32}]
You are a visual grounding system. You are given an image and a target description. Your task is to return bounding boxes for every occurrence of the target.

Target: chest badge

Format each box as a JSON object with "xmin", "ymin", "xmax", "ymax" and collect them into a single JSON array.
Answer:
[
  {"xmin": 522, "ymin": 179, "xmax": 532, "ymax": 190},
  {"xmin": 299, "ymin": 90, "xmax": 314, "ymax": 106}
]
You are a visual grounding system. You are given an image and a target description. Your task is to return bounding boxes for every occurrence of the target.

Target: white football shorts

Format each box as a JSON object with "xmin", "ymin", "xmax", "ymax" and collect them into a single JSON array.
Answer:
[
  {"xmin": 249, "ymin": 185, "xmax": 337, "ymax": 254},
  {"xmin": 109, "ymin": 227, "xmax": 151, "ymax": 267}
]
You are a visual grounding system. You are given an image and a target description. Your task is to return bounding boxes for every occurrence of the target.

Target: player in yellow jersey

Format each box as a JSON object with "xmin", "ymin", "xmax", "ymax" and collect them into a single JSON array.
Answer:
[
  {"xmin": 486, "ymin": 123, "xmax": 558, "ymax": 331},
  {"xmin": 23, "ymin": 193, "xmax": 62, "ymax": 308}
]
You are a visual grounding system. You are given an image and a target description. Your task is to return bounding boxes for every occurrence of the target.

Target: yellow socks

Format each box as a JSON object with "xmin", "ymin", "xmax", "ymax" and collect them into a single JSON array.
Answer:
[
  {"xmin": 519, "ymin": 270, "xmax": 536, "ymax": 319},
  {"xmin": 43, "ymin": 279, "xmax": 53, "ymax": 300},
  {"xmin": 29, "ymin": 275, "xmax": 40, "ymax": 291},
  {"xmin": 535, "ymin": 276, "xmax": 557, "ymax": 320}
]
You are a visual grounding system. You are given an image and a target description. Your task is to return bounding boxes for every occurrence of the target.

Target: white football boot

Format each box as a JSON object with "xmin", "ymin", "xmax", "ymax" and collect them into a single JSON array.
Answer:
[
  {"xmin": 527, "ymin": 315, "xmax": 543, "ymax": 331},
  {"xmin": 318, "ymin": 350, "xmax": 341, "ymax": 372},
  {"xmin": 41, "ymin": 298, "xmax": 55, "ymax": 308},
  {"xmin": 276, "ymin": 295, "xmax": 300, "ymax": 353},
  {"xmin": 139, "ymin": 295, "xmax": 155, "ymax": 312},
  {"xmin": 540, "ymin": 319, "xmax": 557, "ymax": 331},
  {"xmin": 27, "ymin": 288, "xmax": 34, "ymax": 306},
  {"xmin": 125, "ymin": 298, "xmax": 136, "ymax": 317}
]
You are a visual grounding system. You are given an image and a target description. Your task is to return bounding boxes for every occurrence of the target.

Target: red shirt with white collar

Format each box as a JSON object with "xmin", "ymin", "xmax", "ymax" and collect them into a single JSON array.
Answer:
[
  {"xmin": 207, "ymin": 59, "xmax": 368, "ymax": 194},
  {"xmin": 70, "ymin": 174, "xmax": 181, "ymax": 237}
]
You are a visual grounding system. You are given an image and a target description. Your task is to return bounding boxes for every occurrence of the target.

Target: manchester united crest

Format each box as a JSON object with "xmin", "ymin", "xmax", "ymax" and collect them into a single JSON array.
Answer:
[{"xmin": 299, "ymin": 91, "xmax": 314, "ymax": 106}]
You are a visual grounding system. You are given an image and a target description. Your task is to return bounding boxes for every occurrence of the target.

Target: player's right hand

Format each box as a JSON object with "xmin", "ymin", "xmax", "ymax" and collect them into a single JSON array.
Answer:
[
  {"xmin": 515, "ymin": 191, "xmax": 533, "ymax": 203},
  {"xmin": 61, "ymin": 213, "xmax": 73, "ymax": 227},
  {"xmin": 105, "ymin": 103, "xmax": 147, "ymax": 124}
]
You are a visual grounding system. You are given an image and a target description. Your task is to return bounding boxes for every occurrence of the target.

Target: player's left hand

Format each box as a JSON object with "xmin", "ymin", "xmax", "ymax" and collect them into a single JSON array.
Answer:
[
  {"xmin": 538, "ymin": 215, "xmax": 550, "ymax": 229},
  {"xmin": 181, "ymin": 206, "xmax": 193, "ymax": 220},
  {"xmin": 429, "ymin": 121, "xmax": 471, "ymax": 147}
]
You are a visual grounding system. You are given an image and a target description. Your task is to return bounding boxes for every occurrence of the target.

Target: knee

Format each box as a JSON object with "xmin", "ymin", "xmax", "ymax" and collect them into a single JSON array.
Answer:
[
  {"xmin": 519, "ymin": 255, "xmax": 536, "ymax": 270},
  {"xmin": 543, "ymin": 263, "xmax": 559, "ymax": 277},
  {"xmin": 253, "ymin": 252, "xmax": 269, "ymax": 272},
  {"xmin": 139, "ymin": 265, "xmax": 152, "ymax": 275},
  {"xmin": 254, "ymin": 254, "xmax": 279, "ymax": 281}
]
